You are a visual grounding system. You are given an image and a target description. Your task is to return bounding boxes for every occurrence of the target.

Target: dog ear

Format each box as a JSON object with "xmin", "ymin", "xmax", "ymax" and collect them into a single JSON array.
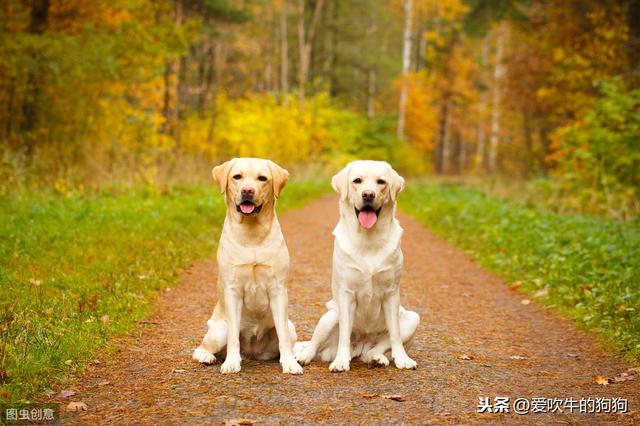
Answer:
[
  {"xmin": 389, "ymin": 167, "xmax": 405, "ymax": 202},
  {"xmin": 331, "ymin": 163, "xmax": 352, "ymax": 201},
  {"xmin": 267, "ymin": 160, "xmax": 289, "ymax": 199},
  {"xmin": 212, "ymin": 158, "xmax": 237, "ymax": 193}
]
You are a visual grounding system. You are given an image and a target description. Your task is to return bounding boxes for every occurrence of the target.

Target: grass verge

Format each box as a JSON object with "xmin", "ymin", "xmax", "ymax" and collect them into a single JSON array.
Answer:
[
  {"xmin": 400, "ymin": 182, "xmax": 640, "ymax": 361},
  {"xmin": 0, "ymin": 180, "xmax": 329, "ymax": 402}
]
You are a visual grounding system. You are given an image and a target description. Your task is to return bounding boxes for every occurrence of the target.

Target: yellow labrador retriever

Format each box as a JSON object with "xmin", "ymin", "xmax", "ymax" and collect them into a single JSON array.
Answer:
[
  {"xmin": 294, "ymin": 160, "xmax": 419, "ymax": 372},
  {"xmin": 193, "ymin": 157, "xmax": 303, "ymax": 374}
]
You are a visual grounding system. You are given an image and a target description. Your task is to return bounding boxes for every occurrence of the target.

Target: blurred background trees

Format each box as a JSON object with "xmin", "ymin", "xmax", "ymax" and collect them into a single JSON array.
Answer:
[{"xmin": 0, "ymin": 0, "xmax": 638, "ymax": 218}]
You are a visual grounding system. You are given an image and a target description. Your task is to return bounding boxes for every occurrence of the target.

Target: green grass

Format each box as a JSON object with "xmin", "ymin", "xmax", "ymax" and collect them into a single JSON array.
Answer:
[
  {"xmin": 400, "ymin": 182, "xmax": 640, "ymax": 361},
  {"xmin": 0, "ymin": 180, "xmax": 329, "ymax": 402}
]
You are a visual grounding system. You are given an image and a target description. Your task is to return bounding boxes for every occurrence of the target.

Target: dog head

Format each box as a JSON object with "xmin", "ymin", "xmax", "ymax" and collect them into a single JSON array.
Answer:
[
  {"xmin": 212, "ymin": 158, "xmax": 289, "ymax": 217},
  {"xmin": 331, "ymin": 160, "xmax": 405, "ymax": 230}
]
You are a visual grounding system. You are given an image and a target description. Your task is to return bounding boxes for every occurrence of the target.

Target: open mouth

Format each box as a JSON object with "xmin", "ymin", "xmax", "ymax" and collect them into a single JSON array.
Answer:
[
  {"xmin": 354, "ymin": 205, "xmax": 381, "ymax": 229},
  {"xmin": 237, "ymin": 201, "xmax": 262, "ymax": 216}
]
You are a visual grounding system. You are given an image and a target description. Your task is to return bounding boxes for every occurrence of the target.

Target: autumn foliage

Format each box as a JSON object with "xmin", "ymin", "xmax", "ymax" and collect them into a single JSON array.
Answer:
[{"xmin": 0, "ymin": 0, "xmax": 638, "ymax": 219}]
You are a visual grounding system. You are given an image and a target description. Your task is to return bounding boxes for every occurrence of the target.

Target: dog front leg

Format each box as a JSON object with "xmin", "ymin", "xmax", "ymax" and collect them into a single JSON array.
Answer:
[
  {"xmin": 329, "ymin": 288, "xmax": 355, "ymax": 372},
  {"xmin": 220, "ymin": 288, "xmax": 243, "ymax": 374},
  {"xmin": 269, "ymin": 287, "xmax": 303, "ymax": 374},
  {"xmin": 383, "ymin": 292, "xmax": 417, "ymax": 370}
]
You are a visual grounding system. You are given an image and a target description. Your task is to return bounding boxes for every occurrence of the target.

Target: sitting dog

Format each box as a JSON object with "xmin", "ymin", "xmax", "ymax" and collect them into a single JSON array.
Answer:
[
  {"xmin": 193, "ymin": 157, "xmax": 303, "ymax": 374},
  {"xmin": 294, "ymin": 160, "xmax": 419, "ymax": 372}
]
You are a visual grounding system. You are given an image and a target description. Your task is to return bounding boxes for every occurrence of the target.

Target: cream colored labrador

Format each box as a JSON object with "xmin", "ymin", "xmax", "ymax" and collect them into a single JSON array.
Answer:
[
  {"xmin": 294, "ymin": 160, "xmax": 419, "ymax": 372},
  {"xmin": 192, "ymin": 157, "xmax": 303, "ymax": 374}
]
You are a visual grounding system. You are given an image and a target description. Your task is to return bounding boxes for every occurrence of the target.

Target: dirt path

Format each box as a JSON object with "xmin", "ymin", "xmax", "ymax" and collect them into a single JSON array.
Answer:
[{"xmin": 60, "ymin": 195, "xmax": 640, "ymax": 424}]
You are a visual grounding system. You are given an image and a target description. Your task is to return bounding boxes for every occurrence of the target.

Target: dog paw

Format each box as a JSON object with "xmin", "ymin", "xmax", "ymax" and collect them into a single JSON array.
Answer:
[
  {"xmin": 363, "ymin": 351, "xmax": 389, "ymax": 367},
  {"xmin": 281, "ymin": 356, "xmax": 303, "ymax": 375},
  {"xmin": 393, "ymin": 354, "xmax": 417, "ymax": 370},
  {"xmin": 293, "ymin": 342, "xmax": 316, "ymax": 366},
  {"xmin": 220, "ymin": 356, "xmax": 241, "ymax": 374},
  {"xmin": 329, "ymin": 355, "xmax": 350, "ymax": 372},
  {"xmin": 193, "ymin": 347, "xmax": 216, "ymax": 365}
]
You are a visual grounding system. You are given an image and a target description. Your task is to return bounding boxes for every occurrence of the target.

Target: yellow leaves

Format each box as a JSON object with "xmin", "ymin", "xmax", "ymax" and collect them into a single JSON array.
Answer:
[
  {"xmin": 212, "ymin": 92, "xmax": 362, "ymax": 166},
  {"xmin": 594, "ymin": 374, "xmax": 609, "ymax": 386}
]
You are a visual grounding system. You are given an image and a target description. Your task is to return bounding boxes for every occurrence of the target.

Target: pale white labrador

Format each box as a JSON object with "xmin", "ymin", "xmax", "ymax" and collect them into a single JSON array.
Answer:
[
  {"xmin": 294, "ymin": 160, "xmax": 419, "ymax": 372},
  {"xmin": 192, "ymin": 157, "xmax": 303, "ymax": 374}
]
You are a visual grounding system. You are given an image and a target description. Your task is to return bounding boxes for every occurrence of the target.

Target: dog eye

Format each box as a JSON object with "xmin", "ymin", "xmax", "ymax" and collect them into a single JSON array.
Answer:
[
  {"xmin": 377, "ymin": 179, "xmax": 386, "ymax": 185},
  {"xmin": 353, "ymin": 178, "xmax": 362, "ymax": 184},
  {"xmin": 258, "ymin": 176, "xmax": 268, "ymax": 182},
  {"xmin": 232, "ymin": 174, "xmax": 242, "ymax": 180}
]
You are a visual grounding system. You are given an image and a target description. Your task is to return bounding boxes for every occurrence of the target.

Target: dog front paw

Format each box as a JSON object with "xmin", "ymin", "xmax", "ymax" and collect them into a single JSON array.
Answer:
[
  {"xmin": 220, "ymin": 355, "xmax": 241, "ymax": 374},
  {"xmin": 393, "ymin": 354, "xmax": 417, "ymax": 370},
  {"xmin": 293, "ymin": 342, "xmax": 316, "ymax": 366},
  {"xmin": 329, "ymin": 354, "xmax": 350, "ymax": 372},
  {"xmin": 193, "ymin": 347, "xmax": 216, "ymax": 365},
  {"xmin": 362, "ymin": 351, "xmax": 389, "ymax": 367},
  {"xmin": 281, "ymin": 356, "xmax": 303, "ymax": 375}
]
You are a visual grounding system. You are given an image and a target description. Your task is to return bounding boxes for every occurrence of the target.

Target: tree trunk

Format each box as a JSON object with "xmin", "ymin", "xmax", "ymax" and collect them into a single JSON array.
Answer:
[
  {"xmin": 488, "ymin": 22, "xmax": 506, "ymax": 174},
  {"xmin": 475, "ymin": 34, "xmax": 490, "ymax": 172},
  {"xmin": 629, "ymin": 0, "xmax": 640, "ymax": 82},
  {"xmin": 441, "ymin": 99, "xmax": 452, "ymax": 174},
  {"xmin": 297, "ymin": 0, "xmax": 326, "ymax": 102},
  {"xmin": 21, "ymin": 0, "xmax": 49, "ymax": 160},
  {"xmin": 366, "ymin": 68, "xmax": 376, "ymax": 119},
  {"xmin": 280, "ymin": 0, "xmax": 290, "ymax": 95},
  {"xmin": 397, "ymin": 0, "xmax": 413, "ymax": 140}
]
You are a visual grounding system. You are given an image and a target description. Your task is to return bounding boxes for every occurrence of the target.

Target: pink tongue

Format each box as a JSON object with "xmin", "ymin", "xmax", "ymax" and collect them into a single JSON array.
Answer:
[
  {"xmin": 240, "ymin": 203, "xmax": 255, "ymax": 214},
  {"xmin": 358, "ymin": 210, "xmax": 377, "ymax": 229}
]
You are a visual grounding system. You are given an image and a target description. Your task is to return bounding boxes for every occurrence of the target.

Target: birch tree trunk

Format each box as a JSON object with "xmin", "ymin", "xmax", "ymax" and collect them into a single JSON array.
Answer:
[
  {"xmin": 280, "ymin": 0, "xmax": 289, "ymax": 95},
  {"xmin": 297, "ymin": 0, "xmax": 326, "ymax": 102},
  {"xmin": 475, "ymin": 34, "xmax": 490, "ymax": 172},
  {"xmin": 367, "ymin": 68, "xmax": 376, "ymax": 119},
  {"xmin": 397, "ymin": 0, "xmax": 413, "ymax": 140},
  {"xmin": 488, "ymin": 22, "xmax": 506, "ymax": 174}
]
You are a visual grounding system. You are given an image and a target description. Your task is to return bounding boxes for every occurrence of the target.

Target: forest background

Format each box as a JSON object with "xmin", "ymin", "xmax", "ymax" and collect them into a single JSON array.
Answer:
[{"xmin": 1, "ymin": 0, "xmax": 639, "ymax": 221}]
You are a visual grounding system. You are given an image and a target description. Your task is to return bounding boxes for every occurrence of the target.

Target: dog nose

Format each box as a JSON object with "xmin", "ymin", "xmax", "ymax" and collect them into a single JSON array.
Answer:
[
  {"xmin": 241, "ymin": 186, "xmax": 255, "ymax": 197},
  {"xmin": 362, "ymin": 190, "xmax": 375, "ymax": 201}
]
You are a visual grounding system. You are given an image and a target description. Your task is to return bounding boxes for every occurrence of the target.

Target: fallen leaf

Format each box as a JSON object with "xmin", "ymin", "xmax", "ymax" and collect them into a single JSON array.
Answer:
[
  {"xmin": 509, "ymin": 355, "xmax": 527, "ymax": 360},
  {"xmin": 566, "ymin": 353, "xmax": 579, "ymax": 358},
  {"xmin": 609, "ymin": 372, "xmax": 635, "ymax": 383},
  {"xmin": 521, "ymin": 299, "xmax": 531, "ymax": 306},
  {"xmin": 223, "ymin": 419, "xmax": 254, "ymax": 426},
  {"xmin": 533, "ymin": 288, "xmax": 549, "ymax": 298},
  {"xmin": 510, "ymin": 281, "xmax": 521, "ymax": 290},
  {"xmin": 66, "ymin": 402, "xmax": 87, "ymax": 412},
  {"xmin": 57, "ymin": 389, "xmax": 76, "ymax": 398},
  {"xmin": 627, "ymin": 367, "xmax": 640, "ymax": 373},
  {"xmin": 172, "ymin": 369, "xmax": 186, "ymax": 373},
  {"xmin": 381, "ymin": 394, "xmax": 406, "ymax": 402},
  {"xmin": 458, "ymin": 354, "xmax": 474, "ymax": 360},
  {"xmin": 91, "ymin": 359, "xmax": 101, "ymax": 365},
  {"xmin": 594, "ymin": 374, "xmax": 609, "ymax": 386},
  {"xmin": 361, "ymin": 393, "xmax": 405, "ymax": 402},
  {"xmin": 29, "ymin": 278, "xmax": 42, "ymax": 286},
  {"xmin": 98, "ymin": 381, "xmax": 111, "ymax": 386},
  {"xmin": 100, "ymin": 315, "xmax": 110, "ymax": 323}
]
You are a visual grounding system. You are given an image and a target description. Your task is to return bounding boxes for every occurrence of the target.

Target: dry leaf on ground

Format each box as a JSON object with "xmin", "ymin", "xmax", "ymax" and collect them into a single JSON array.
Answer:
[
  {"xmin": 66, "ymin": 402, "xmax": 88, "ymax": 412},
  {"xmin": 510, "ymin": 281, "xmax": 521, "ymax": 290},
  {"xmin": 223, "ymin": 419, "xmax": 254, "ymax": 425},
  {"xmin": 362, "ymin": 393, "xmax": 406, "ymax": 402},
  {"xmin": 594, "ymin": 374, "xmax": 609, "ymax": 386},
  {"xmin": 458, "ymin": 354, "xmax": 474, "ymax": 360},
  {"xmin": 57, "ymin": 389, "xmax": 76, "ymax": 398},
  {"xmin": 533, "ymin": 289, "xmax": 549, "ymax": 298},
  {"xmin": 521, "ymin": 299, "xmax": 531, "ymax": 305}
]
